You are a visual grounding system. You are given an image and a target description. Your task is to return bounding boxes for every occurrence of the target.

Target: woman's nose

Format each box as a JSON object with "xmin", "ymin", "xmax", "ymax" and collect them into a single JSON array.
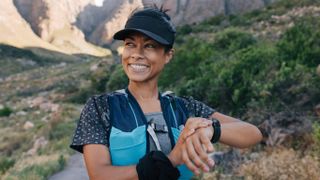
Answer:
[{"xmin": 131, "ymin": 46, "xmax": 144, "ymax": 60}]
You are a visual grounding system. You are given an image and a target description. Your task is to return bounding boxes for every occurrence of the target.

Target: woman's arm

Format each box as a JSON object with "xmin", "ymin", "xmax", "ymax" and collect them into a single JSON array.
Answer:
[
  {"xmin": 211, "ymin": 112, "xmax": 263, "ymax": 148},
  {"xmin": 169, "ymin": 113, "xmax": 262, "ymax": 174},
  {"xmin": 83, "ymin": 144, "xmax": 138, "ymax": 180}
]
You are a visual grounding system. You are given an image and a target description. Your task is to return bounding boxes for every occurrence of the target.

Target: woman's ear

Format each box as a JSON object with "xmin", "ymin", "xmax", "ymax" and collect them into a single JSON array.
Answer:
[{"xmin": 165, "ymin": 49, "xmax": 175, "ymax": 64}]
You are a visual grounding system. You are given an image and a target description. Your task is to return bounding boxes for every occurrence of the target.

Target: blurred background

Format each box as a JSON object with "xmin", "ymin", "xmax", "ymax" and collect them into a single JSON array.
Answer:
[{"xmin": 0, "ymin": 0, "xmax": 320, "ymax": 179}]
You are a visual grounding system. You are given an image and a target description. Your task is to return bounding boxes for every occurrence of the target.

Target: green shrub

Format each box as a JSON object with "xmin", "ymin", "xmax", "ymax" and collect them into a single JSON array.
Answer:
[
  {"xmin": 0, "ymin": 158, "xmax": 15, "ymax": 174},
  {"xmin": 203, "ymin": 15, "xmax": 226, "ymax": 26},
  {"xmin": 313, "ymin": 122, "xmax": 320, "ymax": 154},
  {"xmin": 90, "ymin": 65, "xmax": 111, "ymax": 93},
  {"xmin": 228, "ymin": 14, "xmax": 251, "ymax": 26},
  {"xmin": 160, "ymin": 37, "xmax": 215, "ymax": 90},
  {"xmin": 177, "ymin": 24, "xmax": 193, "ymax": 35},
  {"xmin": 277, "ymin": 17, "xmax": 320, "ymax": 67},
  {"xmin": 17, "ymin": 157, "xmax": 65, "ymax": 180},
  {"xmin": 106, "ymin": 64, "xmax": 128, "ymax": 91},
  {"xmin": 213, "ymin": 28, "xmax": 257, "ymax": 53},
  {"xmin": 0, "ymin": 106, "xmax": 12, "ymax": 117},
  {"xmin": 49, "ymin": 121, "xmax": 75, "ymax": 141}
]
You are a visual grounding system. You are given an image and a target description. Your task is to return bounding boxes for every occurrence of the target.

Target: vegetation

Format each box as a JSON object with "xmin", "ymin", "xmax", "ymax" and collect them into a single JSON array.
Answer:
[
  {"xmin": 1, "ymin": 0, "xmax": 320, "ymax": 179},
  {"xmin": 0, "ymin": 107, "xmax": 12, "ymax": 117}
]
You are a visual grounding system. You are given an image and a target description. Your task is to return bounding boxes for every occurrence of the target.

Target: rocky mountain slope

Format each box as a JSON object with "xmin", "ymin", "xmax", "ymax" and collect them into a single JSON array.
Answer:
[
  {"xmin": 0, "ymin": 0, "xmax": 62, "ymax": 53},
  {"xmin": 1, "ymin": 0, "xmax": 278, "ymax": 53}
]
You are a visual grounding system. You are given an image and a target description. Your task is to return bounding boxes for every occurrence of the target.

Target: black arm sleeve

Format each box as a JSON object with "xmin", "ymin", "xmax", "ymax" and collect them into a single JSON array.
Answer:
[{"xmin": 70, "ymin": 95, "xmax": 110, "ymax": 153}]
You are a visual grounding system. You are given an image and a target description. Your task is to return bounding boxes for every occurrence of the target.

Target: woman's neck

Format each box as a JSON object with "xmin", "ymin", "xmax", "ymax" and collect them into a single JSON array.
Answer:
[{"xmin": 128, "ymin": 81, "xmax": 159, "ymax": 101}]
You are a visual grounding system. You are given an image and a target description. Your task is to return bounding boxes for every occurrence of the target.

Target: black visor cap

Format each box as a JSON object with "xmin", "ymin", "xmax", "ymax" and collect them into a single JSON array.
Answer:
[{"xmin": 113, "ymin": 11, "xmax": 175, "ymax": 46}]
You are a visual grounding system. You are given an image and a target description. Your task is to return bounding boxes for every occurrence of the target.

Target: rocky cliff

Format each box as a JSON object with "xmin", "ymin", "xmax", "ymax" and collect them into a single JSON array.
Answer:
[
  {"xmin": 83, "ymin": 0, "xmax": 278, "ymax": 46},
  {"xmin": 1, "ymin": 0, "xmax": 277, "ymax": 55},
  {"xmin": 0, "ymin": 0, "xmax": 62, "ymax": 52},
  {"xmin": 13, "ymin": 0, "xmax": 109, "ymax": 56}
]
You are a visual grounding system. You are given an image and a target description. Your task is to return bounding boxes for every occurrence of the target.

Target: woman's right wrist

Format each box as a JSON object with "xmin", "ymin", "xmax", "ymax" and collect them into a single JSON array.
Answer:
[{"xmin": 168, "ymin": 151, "xmax": 179, "ymax": 167}]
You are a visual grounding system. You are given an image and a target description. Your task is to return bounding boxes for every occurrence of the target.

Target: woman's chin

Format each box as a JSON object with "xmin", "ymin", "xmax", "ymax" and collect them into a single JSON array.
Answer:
[{"xmin": 128, "ymin": 75, "xmax": 149, "ymax": 83}]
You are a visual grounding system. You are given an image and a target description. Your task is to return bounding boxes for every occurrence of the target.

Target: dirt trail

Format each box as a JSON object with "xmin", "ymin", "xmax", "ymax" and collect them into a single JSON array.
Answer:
[{"xmin": 49, "ymin": 152, "xmax": 89, "ymax": 180}]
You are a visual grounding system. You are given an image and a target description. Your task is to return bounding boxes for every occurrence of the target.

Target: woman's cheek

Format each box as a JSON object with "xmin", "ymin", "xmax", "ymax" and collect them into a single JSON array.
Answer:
[{"xmin": 121, "ymin": 50, "xmax": 130, "ymax": 60}]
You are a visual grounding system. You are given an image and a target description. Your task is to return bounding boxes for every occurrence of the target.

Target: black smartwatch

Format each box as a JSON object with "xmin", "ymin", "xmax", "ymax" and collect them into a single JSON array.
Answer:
[{"xmin": 211, "ymin": 118, "xmax": 221, "ymax": 143}]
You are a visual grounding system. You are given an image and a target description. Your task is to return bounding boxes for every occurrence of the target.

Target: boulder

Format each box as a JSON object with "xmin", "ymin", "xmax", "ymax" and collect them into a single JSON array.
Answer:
[{"xmin": 23, "ymin": 121, "xmax": 34, "ymax": 130}]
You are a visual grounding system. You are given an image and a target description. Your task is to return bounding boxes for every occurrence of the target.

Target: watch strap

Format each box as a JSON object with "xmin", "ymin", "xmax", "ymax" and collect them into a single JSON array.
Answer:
[{"xmin": 211, "ymin": 118, "xmax": 221, "ymax": 143}]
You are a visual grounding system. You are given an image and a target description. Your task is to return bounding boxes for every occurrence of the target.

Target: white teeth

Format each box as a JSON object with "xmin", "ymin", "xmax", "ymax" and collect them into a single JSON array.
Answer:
[{"xmin": 130, "ymin": 64, "xmax": 148, "ymax": 71}]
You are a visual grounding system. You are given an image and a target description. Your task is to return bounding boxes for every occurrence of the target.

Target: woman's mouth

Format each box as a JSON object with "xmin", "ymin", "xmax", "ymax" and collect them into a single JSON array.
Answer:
[{"xmin": 129, "ymin": 64, "xmax": 150, "ymax": 73}]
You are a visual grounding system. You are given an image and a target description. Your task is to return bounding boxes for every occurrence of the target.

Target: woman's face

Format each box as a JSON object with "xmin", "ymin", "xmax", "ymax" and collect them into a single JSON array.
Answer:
[{"xmin": 122, "ymin": 32, "xmax": 173, "ymax": 83}]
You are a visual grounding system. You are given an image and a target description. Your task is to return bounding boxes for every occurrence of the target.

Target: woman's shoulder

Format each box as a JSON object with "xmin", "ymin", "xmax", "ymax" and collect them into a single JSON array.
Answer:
[{"xmin": 88, "ymin": 90, "xmax": 125, "ymax": 103}]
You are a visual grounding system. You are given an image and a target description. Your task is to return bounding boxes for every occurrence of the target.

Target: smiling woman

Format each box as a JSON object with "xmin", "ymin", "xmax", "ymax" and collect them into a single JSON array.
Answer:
[
  {"xmin": 121, "ymin": 33, "xmax": 173, "ymax": 84},
  {"xmin": 70, "ymin": 5, "xmax": 262, "ymax": 180}
]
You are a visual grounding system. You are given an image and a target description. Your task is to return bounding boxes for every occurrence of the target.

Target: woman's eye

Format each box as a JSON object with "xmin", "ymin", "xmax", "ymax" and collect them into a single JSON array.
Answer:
[
  {"xmin": 145, "ymin": 44, "xmax": 156, "ymax": 49},
  {"xmin": 125, "ymin": 42, "xmax": 134, "ymax": 47}
]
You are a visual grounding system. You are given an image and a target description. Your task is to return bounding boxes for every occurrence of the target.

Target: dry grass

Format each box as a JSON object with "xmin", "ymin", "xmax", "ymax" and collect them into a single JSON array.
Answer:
[
  {"xmin": 238, "ymin": 148, "xmax": 320, "ymax": 180},
  {"xmin": 1, "ymin": 153, "xmax": 66, "ymax": 180}
]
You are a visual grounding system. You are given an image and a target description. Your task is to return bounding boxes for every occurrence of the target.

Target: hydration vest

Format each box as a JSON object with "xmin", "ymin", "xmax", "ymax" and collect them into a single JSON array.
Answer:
[{"xmin": 107, "ymin": 89, "xmax": 193, "ymax": 179}]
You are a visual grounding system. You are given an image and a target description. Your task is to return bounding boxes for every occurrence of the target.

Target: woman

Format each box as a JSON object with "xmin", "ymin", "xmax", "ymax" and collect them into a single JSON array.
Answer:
[{"xmin": 70, "ymin": 6, "xmax": 262, "ymax": 180}]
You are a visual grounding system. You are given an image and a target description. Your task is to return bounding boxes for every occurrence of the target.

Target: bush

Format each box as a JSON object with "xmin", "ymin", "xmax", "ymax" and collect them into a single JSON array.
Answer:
[
  {"xmin": 17, "ymin": 157, "xmax": 65, "ymax": 180},
  {"xmin": 312, "ymin": 122, "xmax": 320, "ymax": 154},
  {"xmin": 0, "ymin": 106, "xmax": 12, "ymax": 117},
  {"xmin": 159, "ymin": 37, "xmax": 215, "ymax": 90},
  {"xmin": 277, "ymin": 17, "xmax": 320, "ymax": 67},
  {"xmin": 0, "ymin": 158, "xmax": 15, "ymax": 174},
  {"xmin": 49, "ymin": 121, "xmax": 75, "ymax": 141},
  {"xmin": 177, "ymin": 24, "xmax": 193, "ymax": 35},
  {"xmin": 213, "ymin": 28, "xmax": 257, "ymax": 53},
  {"xmin": 90, "ymin": 70, "xmax": 110, "ymax": 93},
  {"xmin": 106, "ymin": 64, "xmax": 128, "ymax": 91}
]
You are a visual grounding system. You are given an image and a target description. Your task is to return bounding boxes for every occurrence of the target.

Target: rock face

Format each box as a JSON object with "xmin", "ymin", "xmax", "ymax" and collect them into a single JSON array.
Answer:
[
  {"xmin": 0, "ymin": 0, "xmax": 61, "ymax": 52},
  {"xmin": 150, "ymin": 0, "xmax": 273, "ymax": 24},
  {"xmin": 13, "ymin": 0, "xmax": 109, "ymax": 56},
  {"xmin": 1, "ymin": 0, "xmax": 277, "ymax": 53},
  {"xmin": 86, "ymin": 0, "xmax": 277, "ymax": 45},
  {"xmin": 14, "ymin": 0, "xmax": 92, "ymax": 41},
  {"xmin": 80, "ymin": 0, "xmax": 144, "ymax": 45}
]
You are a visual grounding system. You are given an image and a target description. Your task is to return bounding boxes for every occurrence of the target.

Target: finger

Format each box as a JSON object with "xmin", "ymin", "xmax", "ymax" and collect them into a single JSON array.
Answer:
[
  {"xmin": 200, "ymin": 132, "xmax": 214, "ymax": 153},
  {"xmin": 182, "ymin": 148, "xmax": 200, "ymax": 175},
  {"xmin": 182, "ymin": 128, "xmax": 195, "ymax": 141},
  {"xmin": 185, "ymin": 120, "xmax": 210, "ymax": 134},
  {"xmin": 192, "ymin": 137, "xmax": 211, "ymax": 172},
  {"xmin": 186, "ymin": 137, "xmax": 209, "ymax": 172},
  {"xmin": 183, "ymin": 122, "xmax": 211, "ymax": 141}
]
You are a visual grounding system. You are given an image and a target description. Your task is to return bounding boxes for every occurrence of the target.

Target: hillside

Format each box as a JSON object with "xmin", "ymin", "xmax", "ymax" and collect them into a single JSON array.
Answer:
[
  {"xmin": 0, "ymin": 0, "xmax": 320, "ymax": 179},
  {"xmin": 0, "ymin": 44, "xmax": 114, "ymax": 179}
]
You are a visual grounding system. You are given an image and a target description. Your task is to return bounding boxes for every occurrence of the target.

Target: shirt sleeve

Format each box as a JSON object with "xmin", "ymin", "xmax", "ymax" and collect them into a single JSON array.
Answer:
[
  {"xmin": 70, "ymin": 95, "xmax": 110, "ymax": 153},
  {"xmin": 179, "ymin": 96, "xmax": 216, "ymax": 118}
]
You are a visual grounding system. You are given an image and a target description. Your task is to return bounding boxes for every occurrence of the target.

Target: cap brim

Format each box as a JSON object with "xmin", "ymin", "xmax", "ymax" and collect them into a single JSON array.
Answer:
[{"xmin": 113, "ymin": 28, "xmax": 170, "ymax": 45}]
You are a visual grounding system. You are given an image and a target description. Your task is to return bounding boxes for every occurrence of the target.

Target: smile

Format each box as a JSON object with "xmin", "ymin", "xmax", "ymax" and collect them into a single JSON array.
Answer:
[{"xmin": 129, "ymin": 64, "xmax": 150, "ymax": 72}]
